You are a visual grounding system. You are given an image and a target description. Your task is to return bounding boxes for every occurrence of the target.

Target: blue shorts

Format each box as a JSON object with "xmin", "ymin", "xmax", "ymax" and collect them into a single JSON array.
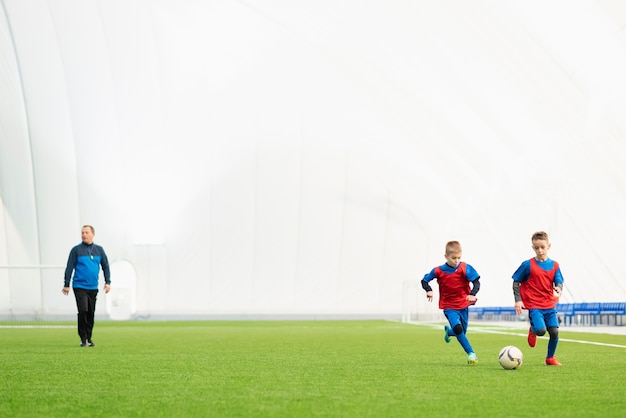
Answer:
[
  {"xmin": 529, "ymin": 308, "xmax": 559, "ymax": 332},
  {"xmin": 443, "ymin": 308, "xmax": 469, "ymax": 333}
]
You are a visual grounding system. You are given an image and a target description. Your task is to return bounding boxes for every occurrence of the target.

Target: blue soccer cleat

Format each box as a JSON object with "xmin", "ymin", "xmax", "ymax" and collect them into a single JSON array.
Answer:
[
  {"xmin": 467, "ymin": 352, "xmax": 478, "ymax": 365},
  {"xmin": 444, "ymin": 325, "xmax": 452, "ymax": 343}
]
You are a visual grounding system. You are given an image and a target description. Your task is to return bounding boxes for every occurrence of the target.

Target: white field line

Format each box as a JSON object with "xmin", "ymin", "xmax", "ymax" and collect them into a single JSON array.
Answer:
[
  {"xmin": 470, "ymin": 327, "xmax": 626, "ymax": 349},
  {"xmin": 0, "ymin": 325, "xmax": 73, "ymax": 329},
  {"xmin": 418, "ymin": 322, "xmax": 626, "ymax": 349}
]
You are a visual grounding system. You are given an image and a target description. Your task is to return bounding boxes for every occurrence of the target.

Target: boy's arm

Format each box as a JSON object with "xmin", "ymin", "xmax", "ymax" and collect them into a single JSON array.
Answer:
[
  {"xmin": 554, "ymin": 282, "xmax": 563, "ymax": 297},
  {"xmin": 469, "ymin": 278, "xmax": 480, "ymax": 296},
  {"xmin": 512, "ymin": 281, "xmax": 522, "ymax": 302},
  {"xmin": 421, "ymin": 279, "xmax": 434, "ymax": 302},
  {"xmin": 513, "ymin": 281, "xmax": 524, "ymax": 314},
  {"xmin": 466, "ymin": 278, "xmax": 480, "ymax": 304}
]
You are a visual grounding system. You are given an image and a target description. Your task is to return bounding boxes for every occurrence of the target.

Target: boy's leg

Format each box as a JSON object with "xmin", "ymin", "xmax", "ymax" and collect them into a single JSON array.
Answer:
[
  {"xmin": 457, "ymin": 308, "xmax": 475, "ymax": 356},
  {"xmin": 459, "ymin": 307, "xmax": 469, "ymax": 333},
  {"xmin": 544, "ymin": 310, "xmax": 560, "ymax": 361},
  {"xmin": 444, "ymin": 309, "xmax": 475, "ymax": 355},
  {"xmin": 443, "ymin": 309, "xmax": 456, "ymax": 343},
  {"xmin": 527, "ymin": 326, "xmax": 536, "ymax": 348},
  {"xmin": 456, "ymin": 333, "xmax": 474, "ymax": 355},
  {"xmin": 529, "ymin": 309, "xmax": 548, "ymax": 335},
  {"xmin": 443, "ymin": 325, "xmax": 453, "ymax": 343},
  {"xmin": 528, "ymin": 309, "xmax": 548, "ymax": 348}
]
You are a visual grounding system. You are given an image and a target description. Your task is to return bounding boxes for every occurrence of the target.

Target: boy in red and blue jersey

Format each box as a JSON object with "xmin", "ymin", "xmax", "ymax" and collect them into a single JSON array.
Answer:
[
  {"xmin": 421, "ymin": 241, "xmax": 481, "ymax": 365},
  {"xmin": 512, "ymin": 231, "xmax": 564, "ymax": 366}
]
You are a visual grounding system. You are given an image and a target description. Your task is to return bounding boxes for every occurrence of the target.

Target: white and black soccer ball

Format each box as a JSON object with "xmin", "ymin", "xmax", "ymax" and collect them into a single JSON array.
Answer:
[{"xmin": 498, "ymin": 345, "xmax": 523, "ymax": 370}]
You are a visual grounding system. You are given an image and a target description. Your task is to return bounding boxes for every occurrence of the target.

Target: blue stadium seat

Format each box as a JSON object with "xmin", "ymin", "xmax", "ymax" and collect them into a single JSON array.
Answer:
[
  {"xmin": 556, "ymin": 303, "xmax": 575, "ymax": 326},
  {"xmin": 468, "ymin": 307, "xmax": 485, "ymax": 319},
  {"xmin": 469, "ymin": 306, "xmax": 517, "ymax": 321},
  {"xmin": 572, "ymin": 303, "xmax": 601, "ymax": 326},
  {"xmin": 599, "ymin": 302, "xmax": 626, "ymax": 326},
  {"xmin": 467, "ymin": 302, "xmax": 624, "ymax": 326}
]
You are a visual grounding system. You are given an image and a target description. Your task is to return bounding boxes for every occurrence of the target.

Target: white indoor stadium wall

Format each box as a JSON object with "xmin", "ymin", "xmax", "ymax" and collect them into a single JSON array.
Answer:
[{"xmin": 1, "ymin": 1, "xmax": 626, "ymax": 319}]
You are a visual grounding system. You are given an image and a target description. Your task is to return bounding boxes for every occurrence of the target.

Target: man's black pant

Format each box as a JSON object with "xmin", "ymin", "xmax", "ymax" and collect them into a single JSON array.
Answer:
[{"xmin": 73, "ymin": 288, "xmax": 98, "ymax": 342}]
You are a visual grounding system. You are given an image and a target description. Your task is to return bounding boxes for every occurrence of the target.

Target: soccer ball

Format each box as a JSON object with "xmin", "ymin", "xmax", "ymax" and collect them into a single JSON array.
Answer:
[{"xmin": 498, "ymin": 345, "xmax": 523, "ymax": 370}]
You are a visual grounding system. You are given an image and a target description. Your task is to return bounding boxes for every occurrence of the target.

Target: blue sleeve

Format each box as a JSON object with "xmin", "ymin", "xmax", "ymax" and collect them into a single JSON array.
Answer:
[
  {"xmin": 422, "ymin": 268, "xmax": 437, "ymax": 283},
  {"xmin": 512, "ymin": 260, "xmax": 530, "ymax": 283},
  {"xmin": 98, "ymin": 245, "xmax": 111, "ymax": 284},
  {"xmin": 465, "ymin": 263, "xmax": 480, "ymax": 282},
  {"xmin": 554, "ymin": 267, "xmax": 564, "ymax": 285},
  {"xmin": 64, "ymin": 246, "xmax": 78, "ymax": 287},
  {"xmin": 420, "ymin": 268, "xmax": 437, "ymax": 292}
]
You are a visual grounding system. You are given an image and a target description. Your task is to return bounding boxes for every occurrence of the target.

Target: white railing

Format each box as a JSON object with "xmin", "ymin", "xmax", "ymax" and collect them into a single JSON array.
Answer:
[{"xmin": 0, "ymin": 265, "xmax": 69, "ymax": 321}]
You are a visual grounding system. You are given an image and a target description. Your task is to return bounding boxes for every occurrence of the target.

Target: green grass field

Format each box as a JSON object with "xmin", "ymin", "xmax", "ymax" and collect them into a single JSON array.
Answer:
[{"xmin": 1, "ymin": 320, "xmax": 625, "ymax": 417}]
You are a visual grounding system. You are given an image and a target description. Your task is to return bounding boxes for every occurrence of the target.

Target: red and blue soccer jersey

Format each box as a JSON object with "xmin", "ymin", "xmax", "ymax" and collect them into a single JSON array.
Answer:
[
  {"xmin": 512, "ymin": 258, "xmax": 564, "ymax": 310},
  {"xmin": 422, "ymin": 262, "xmax": 480, "ymax": 310}
]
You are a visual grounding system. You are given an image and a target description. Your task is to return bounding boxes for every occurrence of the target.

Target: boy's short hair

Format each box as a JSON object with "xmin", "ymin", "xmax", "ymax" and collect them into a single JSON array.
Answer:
[
  {"xmin": 445, "ymin": 240, "xmax": 462, "ymax": 254},
  {"xmin": 531, "ymin": 231, "xmax": 549, "ymax": 242}
]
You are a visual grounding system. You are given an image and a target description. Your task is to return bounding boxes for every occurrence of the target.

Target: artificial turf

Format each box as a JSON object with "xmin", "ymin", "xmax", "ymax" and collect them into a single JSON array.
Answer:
[{"xmin": 1, "ymin": 320, "xmax": 624, "ymax": 417}]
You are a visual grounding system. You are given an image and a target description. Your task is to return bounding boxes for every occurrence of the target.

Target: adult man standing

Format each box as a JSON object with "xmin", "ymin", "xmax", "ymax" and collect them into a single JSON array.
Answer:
[{"xmin": 62, "ymin": 225, "xmax": 111, "ymax": 347}]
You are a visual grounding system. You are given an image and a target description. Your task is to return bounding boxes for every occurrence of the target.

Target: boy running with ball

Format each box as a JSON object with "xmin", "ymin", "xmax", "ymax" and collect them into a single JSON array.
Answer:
[
  {"xmin": 512, "ymin": 231, "xmax": 564, "ymax": 366},
  {"xmin": 421, "ymin": 241, "xmax": 481, "ymax": 365}
]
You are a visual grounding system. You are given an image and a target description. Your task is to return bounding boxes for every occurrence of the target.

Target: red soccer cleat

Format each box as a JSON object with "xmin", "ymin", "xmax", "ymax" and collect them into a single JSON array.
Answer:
[
  {"xmin": 527, "ymin": 327, "xmax": 537, "ymax": 348},
  {"xmin": 545, "ymin": 356, "xmax": 562, "ymax": 366}
]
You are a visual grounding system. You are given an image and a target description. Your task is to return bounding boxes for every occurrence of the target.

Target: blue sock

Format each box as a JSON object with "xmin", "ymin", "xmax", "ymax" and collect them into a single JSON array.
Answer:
[
  {"xmin": 456, "ymin": 333, "xmax": 474, "ymax": 354},
  {"xmin": 547, "ymin": 338, "xmax": 559, "ymax": 358}
]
